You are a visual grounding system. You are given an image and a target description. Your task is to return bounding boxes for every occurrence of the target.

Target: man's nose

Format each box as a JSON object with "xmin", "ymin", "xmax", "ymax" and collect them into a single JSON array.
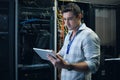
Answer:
[{"xmin": 65, "ymin": 20, "xmax": 69, "ymax": 26}]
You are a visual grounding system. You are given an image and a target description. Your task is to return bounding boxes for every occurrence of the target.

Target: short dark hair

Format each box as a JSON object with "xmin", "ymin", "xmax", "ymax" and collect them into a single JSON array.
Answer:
[{"xmin": 61, "ymin": 3, "xmax": 82, "ymax": 17}]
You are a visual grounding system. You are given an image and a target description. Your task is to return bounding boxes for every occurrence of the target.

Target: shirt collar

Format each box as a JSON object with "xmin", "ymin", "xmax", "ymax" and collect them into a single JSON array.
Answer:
[{"xmin": 78, "ymin": 23, "xmax": 87, "ymax": 31}]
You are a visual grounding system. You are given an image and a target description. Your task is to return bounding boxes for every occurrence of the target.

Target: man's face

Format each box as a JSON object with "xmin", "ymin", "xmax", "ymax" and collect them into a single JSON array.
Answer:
[{"xmin": 63, "ymin": 11, "xmax": 80, "ymax": 30}]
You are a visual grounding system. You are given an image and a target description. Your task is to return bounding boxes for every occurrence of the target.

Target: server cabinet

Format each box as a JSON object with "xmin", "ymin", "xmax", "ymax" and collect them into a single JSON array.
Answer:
[
  {"xmin": 0, "ymin": 0, "xmax": 15, "ymax": 80},
  {"xmin": 16, "ymin": 0, "xmax": 55, "ymax": 80},
  {"xmin": 116, "ymin": 4, "xmax": 120, "ymax": 57},
  {"xmin": 0, "ymin": 0, "xmax": 56, "ymax": 80},
  {"xmin": 104, "ymin": 59, "xmax": 120, "ymax": 80}
]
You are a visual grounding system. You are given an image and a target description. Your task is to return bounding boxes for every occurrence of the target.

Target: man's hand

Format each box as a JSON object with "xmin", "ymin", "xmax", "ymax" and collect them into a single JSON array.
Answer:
[{"xmin": 47, "ymin": 54, "xmax": 68, "ymax": 69}]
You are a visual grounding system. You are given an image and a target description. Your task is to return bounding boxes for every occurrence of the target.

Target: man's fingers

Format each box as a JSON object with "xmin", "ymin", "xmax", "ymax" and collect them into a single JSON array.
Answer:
[
  {"xmin": 47, "ymin": 54, "xmax": 56, "ymax": 65},
  {"xmin": 56, "ymin": 54, "xmax": 63, "ymax": 61}
]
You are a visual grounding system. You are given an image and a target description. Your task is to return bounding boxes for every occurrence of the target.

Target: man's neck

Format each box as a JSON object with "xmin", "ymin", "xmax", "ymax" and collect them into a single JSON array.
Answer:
[{"xmin": 72, "ymin": 23, "xmax": 81, "ymax": 34}]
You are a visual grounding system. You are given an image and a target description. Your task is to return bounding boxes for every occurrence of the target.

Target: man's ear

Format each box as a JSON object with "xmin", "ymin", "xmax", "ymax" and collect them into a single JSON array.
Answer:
[{"xmin": 78, "ymin": 13, "xmax": 83, "ymax": 19}]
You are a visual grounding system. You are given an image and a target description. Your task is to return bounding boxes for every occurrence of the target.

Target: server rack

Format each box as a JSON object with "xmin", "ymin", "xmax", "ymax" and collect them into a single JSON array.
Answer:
[
  {"xmin": 0, "ymin": 0, "xmax": 56, "ymax": 80},
  {"xmin": 16, "ymin": 0, "xmax": 56, "ymax": 80},
  {"xmin": 0, "ymin": 0, "xmax": 15, "ymax": 80}
]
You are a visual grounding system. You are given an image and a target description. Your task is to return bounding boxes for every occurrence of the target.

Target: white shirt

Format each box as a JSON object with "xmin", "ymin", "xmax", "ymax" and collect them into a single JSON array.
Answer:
[{"xmin": 58, "ymin": 23, "xmax": 100, "ymax": 80}]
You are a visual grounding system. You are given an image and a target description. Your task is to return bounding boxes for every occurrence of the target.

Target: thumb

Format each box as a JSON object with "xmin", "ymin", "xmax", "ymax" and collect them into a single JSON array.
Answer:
[{"xmin": 56, "ymin": 54, "xmax": 63, "ymax": 61}]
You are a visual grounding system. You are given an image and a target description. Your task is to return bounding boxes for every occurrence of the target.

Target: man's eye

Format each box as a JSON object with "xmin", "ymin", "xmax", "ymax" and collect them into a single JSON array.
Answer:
[
  {"xmin": 63, "ymin": 19, "xmax": 66, "ymax": 21},
  {"xmin": 63, "ymin": 17, "xmax": 74, "ymax": 21}
]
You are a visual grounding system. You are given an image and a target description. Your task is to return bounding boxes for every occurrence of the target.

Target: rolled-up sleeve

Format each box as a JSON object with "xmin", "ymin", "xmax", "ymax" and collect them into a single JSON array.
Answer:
[{"xmin": 83, "ymin": 32, "xmax": 100, "ymax": 73}]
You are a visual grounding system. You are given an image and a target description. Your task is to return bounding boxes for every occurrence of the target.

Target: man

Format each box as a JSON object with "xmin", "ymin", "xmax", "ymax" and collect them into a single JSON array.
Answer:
[{"xmin": 47, "ymin": 3, "xmax": 100, "ymax": 80}]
